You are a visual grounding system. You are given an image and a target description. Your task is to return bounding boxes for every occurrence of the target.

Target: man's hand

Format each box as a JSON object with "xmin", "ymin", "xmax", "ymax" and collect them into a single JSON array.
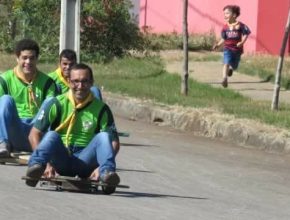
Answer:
[
  {"xmin": 89, "ymin": 167, "xmax": 100, "ymax": 181},
  {"xmin": 42, "ymin": 163, "xmax": 57, "ymax": 178}
]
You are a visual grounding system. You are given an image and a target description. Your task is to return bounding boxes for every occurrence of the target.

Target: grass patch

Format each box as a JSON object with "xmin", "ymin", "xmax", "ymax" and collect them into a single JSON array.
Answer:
[
  {"xmin": 239, "ymin": 54, "xmax": 290, "ymax": 89},
  {"xmin": 1, "ymin": 50, "xmax": 290, "ymax": 131},
  {"xmin": 0, "ymin": 52, "xmax": 57, "ymax": 73},
  {"xmin": 92, "ymin": 56, "xmax": 290, "ymax": 130}
]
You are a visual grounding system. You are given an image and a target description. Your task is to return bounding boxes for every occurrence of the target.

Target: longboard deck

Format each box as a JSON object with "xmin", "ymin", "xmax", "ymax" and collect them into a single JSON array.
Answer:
[{"xmin": 22, "ymin": 175, "xmax": 129, "ymax": 193}]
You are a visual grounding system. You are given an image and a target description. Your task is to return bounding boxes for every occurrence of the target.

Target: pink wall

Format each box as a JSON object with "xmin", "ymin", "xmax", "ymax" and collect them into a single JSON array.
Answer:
[
  {"xmin": 256, "ymin": 0, "xmax": 289, "ymax": 54},
  {"xmin": 139, "ymin": 0, "xmax": 289, "ymax": 54}
]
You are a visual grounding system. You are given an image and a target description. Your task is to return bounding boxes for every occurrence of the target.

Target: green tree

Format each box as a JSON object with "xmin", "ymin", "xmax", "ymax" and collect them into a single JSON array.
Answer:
[
  {"xmin": 0, "ymin": 0, "xmax": 145, "ymax": 62},
  {"xmin": 81, "ymin": 0, "xmax": 145, "ymax": 61},
  {"xmin": 0, "ymin": 0, "xmax": 60, "ymax": 57}
]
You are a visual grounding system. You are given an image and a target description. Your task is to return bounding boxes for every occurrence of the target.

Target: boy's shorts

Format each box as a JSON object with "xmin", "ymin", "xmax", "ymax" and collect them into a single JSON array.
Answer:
[{"xmin": 223, "ymin": 49, "xmax": 242, "ymax": 70}]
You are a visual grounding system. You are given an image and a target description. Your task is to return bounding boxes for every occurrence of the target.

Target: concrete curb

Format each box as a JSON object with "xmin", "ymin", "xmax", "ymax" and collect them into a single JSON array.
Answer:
[{"xmin": 104, "ymin": 92, "xmax": 290, "ymax": 154}]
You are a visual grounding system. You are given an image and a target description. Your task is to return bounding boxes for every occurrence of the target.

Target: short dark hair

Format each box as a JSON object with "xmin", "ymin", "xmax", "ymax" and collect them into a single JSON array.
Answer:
[
  {"xmin": 69, "ymin": 63, "xmax": 94, "ymax": 81},
  {"xmin": 14, "ymin": 39, "xmax": 40, "ymax": 58},
  {"xmin": 59, "ymin": 49, "xmax": 77, "ymax": 62},
  {"xmin": 223, "ymin": 5, "xmax": 240, "ymax": 17}
]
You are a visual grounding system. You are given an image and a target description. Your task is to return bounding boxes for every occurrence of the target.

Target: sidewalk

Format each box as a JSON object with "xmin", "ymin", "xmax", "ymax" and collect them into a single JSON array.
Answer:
[{"xmin": 160, "ymin": 50, "xmax": 290, "ymax": 104}]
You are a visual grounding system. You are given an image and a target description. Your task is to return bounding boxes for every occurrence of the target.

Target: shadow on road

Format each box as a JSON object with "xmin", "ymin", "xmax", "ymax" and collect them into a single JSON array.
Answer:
[
  {"xmin": 31, "ymin": 188, "xmax": 207, "ymax": 200},
  {"xmin": 117, "ymin": 168, "xmax": 154, "ymax": 173},
  {"xmin": 121, "ymin": 142, "xmax": 160, "ymax": 148},
  {"xmin": 208, "ymin": 80, "xmax": 268, "ymax": 85},
  {"xmin": 114, "ymin": 190, "xmax": 208, "ymax": 200}
]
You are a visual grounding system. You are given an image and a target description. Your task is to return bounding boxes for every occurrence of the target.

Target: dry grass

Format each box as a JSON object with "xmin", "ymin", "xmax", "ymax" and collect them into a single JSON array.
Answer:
[
  {"xmin": 242, "ymin": 53, "xmax": 290, "ymax": 77},
  {"xmin": 0, "ymin": 52, "xmax": 55, "ymax": 73},
  {"xmin": 0, "ymin": 53, "xmax": 14, "ymax": 72}
]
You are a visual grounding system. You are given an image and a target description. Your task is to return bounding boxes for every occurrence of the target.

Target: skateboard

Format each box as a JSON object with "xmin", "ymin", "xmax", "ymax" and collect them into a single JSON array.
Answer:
[
  {"xmin": 21, "ymin": 175, "xmax": 129, "ymax": 194},
  {"xmin": 0, "ymin": 152, "xmax": 30, "ymax": 165}
]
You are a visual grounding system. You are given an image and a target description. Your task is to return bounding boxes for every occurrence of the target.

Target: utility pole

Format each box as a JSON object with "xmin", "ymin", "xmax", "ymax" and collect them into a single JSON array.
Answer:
[
  {"xmin": 59, "ymin": 0, "xmax": 80, "ymax": 61},
  {"xmin": 181, "ymin": 0, "xmax": 189, "ymax": 95},
  {"xmin": 271, "ymin": 8, "xmax": 290, "ymax": 110}
]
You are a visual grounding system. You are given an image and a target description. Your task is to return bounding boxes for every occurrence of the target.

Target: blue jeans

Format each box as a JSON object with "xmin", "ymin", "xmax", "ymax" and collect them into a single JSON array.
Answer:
[
  {"xmin": 28, "ymin": 131, "xmax": 116, "ymax": 178},
  {"xmin": 0, "ymin": 95, "xmax": 32, "ymax": 152},
  {"xmin": 223, "ymin": 49, "xmax": 241, "ymax": 70}
]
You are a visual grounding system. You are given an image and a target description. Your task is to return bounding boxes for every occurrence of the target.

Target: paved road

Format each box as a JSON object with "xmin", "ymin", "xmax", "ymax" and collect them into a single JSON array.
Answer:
[{"xmin": 1, "ymin": 115, "xmax": 290, "ymax": 219}]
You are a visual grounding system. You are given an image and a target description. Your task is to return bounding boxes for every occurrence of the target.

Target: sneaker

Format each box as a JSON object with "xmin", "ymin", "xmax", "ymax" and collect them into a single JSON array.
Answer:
[
  {"xmin": 221, "ymin": 78, "xmax": 228, "ymax": 88},
  {"xmin": 0, "ymin": 141, "xmax": 10, "ymax": 158},
  {"xmin": 100, "ymin": 170, "xmax": 120, "ymax": 195},
  {"xmin": 227, "ymin": 69, "xmax": 233, "ymax": 77},
  {"xmin": 25, "ymin": 164, "xmax": 45, "ymax": 187}
]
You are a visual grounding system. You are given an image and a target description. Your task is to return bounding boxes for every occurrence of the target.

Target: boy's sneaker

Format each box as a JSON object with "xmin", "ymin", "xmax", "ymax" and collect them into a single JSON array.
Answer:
[
  {"xmin": 227, "ymin": 69, "xmax": 233, "ymax": 77},
  {"xmin": 25, "ymin": 164, "xmax": 45, "ymax": 187},
  {"xmin": 221, "ymin": 78, "xmax": 228, "ymax": 88},
  {"xmin": 100, "ymin": 170, "xmax": 120, "ymax": 194}
]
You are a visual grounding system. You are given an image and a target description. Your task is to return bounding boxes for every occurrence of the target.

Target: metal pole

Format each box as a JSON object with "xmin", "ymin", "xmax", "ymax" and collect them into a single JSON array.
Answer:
[
  {"xmin": 74, "ymin": 0, "xmax": 80, "ymax": 62},
  {"xmin": 59, "ymin": 0, "xmax": 67, "ymax": 53},
  {"xmin": 59, "ymin": 0, "xmax": 80, "ymax": 62}
]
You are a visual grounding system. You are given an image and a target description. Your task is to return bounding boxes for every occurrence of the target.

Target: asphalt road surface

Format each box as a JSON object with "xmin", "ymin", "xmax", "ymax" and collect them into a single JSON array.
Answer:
[{"xmin": 1, "ymin": 115, "xmax": 290, "ymax": 220}]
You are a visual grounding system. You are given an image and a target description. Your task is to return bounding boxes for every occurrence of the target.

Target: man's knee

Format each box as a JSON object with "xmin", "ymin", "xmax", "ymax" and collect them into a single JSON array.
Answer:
[
  {"xmin": 44, "ymin": 131, "xmax": 60, "ymax": 139},
  {"xmin": 0, "ymin": 95, "xmax": 15, "ymax": 107},
  {"xmin": 0, "ymin": 95, "xmax": 16, "ymax": 115},
  {"xmin": 96, "ymin": 131, "xmax": 110, "ymax": 139},
  {"xmin": 92, "ymin": 132, "xmax": 112, "ymax": 146}
]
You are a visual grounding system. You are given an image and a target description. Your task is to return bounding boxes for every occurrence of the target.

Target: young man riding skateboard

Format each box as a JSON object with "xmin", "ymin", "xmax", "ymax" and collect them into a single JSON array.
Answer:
[
  {"xmin": 26, "ymin": 63, "xmax": 120, "ymax": 194},
  {"xmin": 0, "ymin": 39, "xmax": 57, "ymax": 157}
]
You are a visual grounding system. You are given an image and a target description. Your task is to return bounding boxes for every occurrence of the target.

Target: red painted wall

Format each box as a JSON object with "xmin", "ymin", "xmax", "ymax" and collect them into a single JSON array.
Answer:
[
  {"xmin": 256, "ymin": 0, "xmax": 289, "ymax": 54},
  {"xmin": 139, "ymin": 0, "xmax": 289, "ymax": 55}
]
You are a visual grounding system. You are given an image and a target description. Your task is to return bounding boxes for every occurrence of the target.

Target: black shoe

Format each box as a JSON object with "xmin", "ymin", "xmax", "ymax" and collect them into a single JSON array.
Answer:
[
  {"xmin": 227, "ymin": 69, "xmax": 233, "ymax": 77},
  {"xmin": 100, "ymin": 171, "xmax": 120, "ymax": 195},
  {"xmin": 25, "ymin": 164, "xmax": 45, "ymax": 187}
]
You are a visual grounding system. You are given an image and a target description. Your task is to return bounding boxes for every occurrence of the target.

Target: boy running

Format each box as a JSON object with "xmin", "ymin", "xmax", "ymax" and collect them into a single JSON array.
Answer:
[{"xmin": 213, "ymin": 5, "xmax": 251, "ymax": 88}]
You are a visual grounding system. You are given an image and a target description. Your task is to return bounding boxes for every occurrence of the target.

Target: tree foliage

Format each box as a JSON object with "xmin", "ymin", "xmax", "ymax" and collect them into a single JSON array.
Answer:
[
  {"xmin": 0, "ymin": 0, "xmax": 145, "ymax": 62},
  {"xmin": 81, "ymin": 0, "xmax": 145, "ymax": 61},
  {"xmin": 0, "ymin": 0, "xmax": 60, "ymax": 57}
]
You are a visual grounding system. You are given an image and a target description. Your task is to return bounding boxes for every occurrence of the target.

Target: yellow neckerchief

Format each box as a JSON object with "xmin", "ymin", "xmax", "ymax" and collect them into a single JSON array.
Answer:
[
  {"xmin": 14, "ymin": 66, "xmax": 39, "ymax": 110},
  {"xmin": 227, "ymin": 21, "xmax": 240, "ymax": 31},
  {"xmin": 56, "ymin": 67, "xmax": 69, "ymax": 87},
  {"xmin": 55, "ymin": 90, "xmax": 94, "ymax": 147}
]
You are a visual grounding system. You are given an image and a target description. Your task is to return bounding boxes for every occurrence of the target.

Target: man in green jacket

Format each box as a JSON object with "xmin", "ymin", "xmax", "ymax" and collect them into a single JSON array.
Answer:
[
  {"xmin": 0, "ymin": 39, "xmax": 57, "ymax": 157},
  {"xmin": 26, "ymin": 63, "xmax": 120, "ymax": 194}
]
